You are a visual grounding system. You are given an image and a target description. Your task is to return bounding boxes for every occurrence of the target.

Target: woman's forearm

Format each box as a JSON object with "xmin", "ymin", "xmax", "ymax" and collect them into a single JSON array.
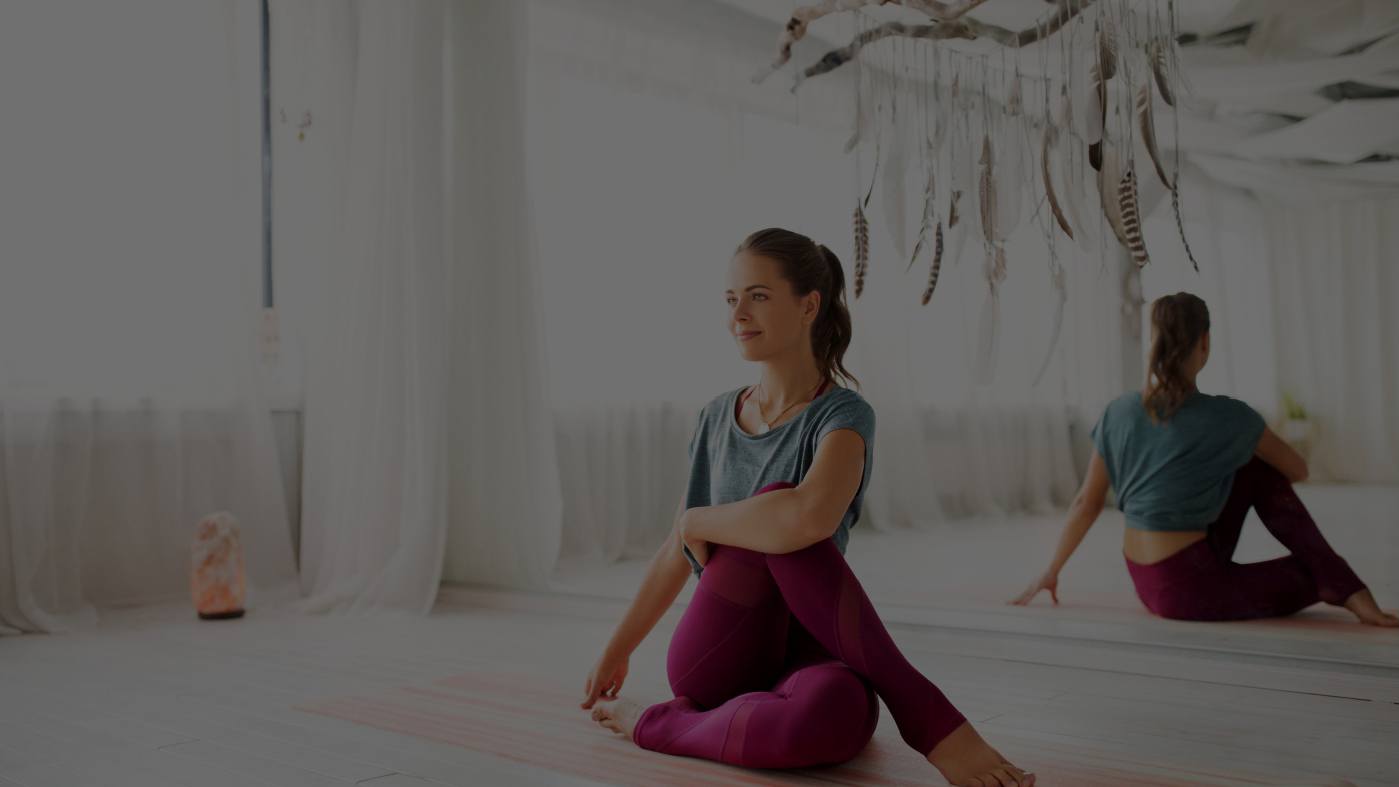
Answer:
[
  {"xmin": 682, "ymin": 489, "xmax": 813, "ymax": 555},
  {"xmin": 1047, "ymin": 500, "xmax": 1100, "ymax": 575},
  {"xmin": 602, "ymin": 532, "xmax": 692, "ymax": 658}
]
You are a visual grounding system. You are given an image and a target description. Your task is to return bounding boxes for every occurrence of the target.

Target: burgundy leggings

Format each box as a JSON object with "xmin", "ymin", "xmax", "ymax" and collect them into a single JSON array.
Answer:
[
  {"xmin": 1126, "ymin": 458, "xmax": 1366, "ymax": 621},
  {"xmin": 632, "ymin": 482, "xmax": 966, "ymax": 769}
]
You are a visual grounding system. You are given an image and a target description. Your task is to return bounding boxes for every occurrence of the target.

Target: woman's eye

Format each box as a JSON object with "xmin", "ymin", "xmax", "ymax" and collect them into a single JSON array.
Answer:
[{"xmin": 753, "ymin": 294, "xmax": 767, "ymax": 301}]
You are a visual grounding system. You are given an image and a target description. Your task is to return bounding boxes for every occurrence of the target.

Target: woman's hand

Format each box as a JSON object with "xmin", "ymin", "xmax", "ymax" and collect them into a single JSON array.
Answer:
[
  {"xmin": 679, "ymin": 512, "xmax": 710, "ymax": 568},
  {"xmin": 581, "ymin": 649, "xmax": 630, "ymax": 709},
  {"xmin": 1010, "ymin": 570, "xmax": 1060, "ymax": 606}
]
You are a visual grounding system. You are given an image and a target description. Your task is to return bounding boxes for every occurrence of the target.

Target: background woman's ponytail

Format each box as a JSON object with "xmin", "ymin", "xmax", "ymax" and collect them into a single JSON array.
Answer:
[{"xmin": 1143, "ymin": 292, "xmax": 1210, "ymax": 423}]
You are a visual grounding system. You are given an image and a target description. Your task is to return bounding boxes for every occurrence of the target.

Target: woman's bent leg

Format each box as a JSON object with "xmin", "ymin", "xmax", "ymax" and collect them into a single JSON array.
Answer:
[
  {"xmin": 1128, "ymin": 541, "xmax": 1320, "ymax": 621},
  {"xmin": 1236, "ymin": 458, "xmax": 1366, "ymax": 604},
  {"xmin": 765, "ymin": 539, "xmax": 966, "ymax": 756}
]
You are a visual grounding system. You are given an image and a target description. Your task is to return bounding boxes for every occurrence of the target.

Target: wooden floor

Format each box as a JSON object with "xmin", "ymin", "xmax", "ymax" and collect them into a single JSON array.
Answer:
[{"xmin": 1, "ymin": 582, "xmax": 1396, "ymax": 786}]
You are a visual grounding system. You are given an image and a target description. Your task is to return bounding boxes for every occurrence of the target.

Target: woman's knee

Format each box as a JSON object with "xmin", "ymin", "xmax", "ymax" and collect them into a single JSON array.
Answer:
[{"xmin": 783, "ymin": 664, "xmax": 879, "ymax": 762}]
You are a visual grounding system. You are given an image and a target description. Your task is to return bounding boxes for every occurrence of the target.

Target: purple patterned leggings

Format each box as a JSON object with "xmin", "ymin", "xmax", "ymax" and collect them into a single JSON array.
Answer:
[
  {"xmin": 1126, "ymin": 458, "xmax": 1366, "ymax": 621},
  {"xmin": 633, "ymin": 482, "xmax": 966, "ymax": 768}
]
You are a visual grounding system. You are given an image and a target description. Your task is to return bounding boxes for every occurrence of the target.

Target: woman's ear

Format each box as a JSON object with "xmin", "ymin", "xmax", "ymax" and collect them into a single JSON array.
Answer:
[{"xmin": 804, "ymin": 291, "xmax": 821, "ymax": 325}]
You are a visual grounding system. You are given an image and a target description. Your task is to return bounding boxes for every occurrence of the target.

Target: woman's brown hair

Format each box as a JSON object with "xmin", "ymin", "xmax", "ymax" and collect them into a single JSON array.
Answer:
[
  {"xmin": 1143, "ymin": 292, "xmax": 1210, "ymax": 423},
  {"xmin": 735, "ymin": 228, "xmax": 859, "ymax": 389}
]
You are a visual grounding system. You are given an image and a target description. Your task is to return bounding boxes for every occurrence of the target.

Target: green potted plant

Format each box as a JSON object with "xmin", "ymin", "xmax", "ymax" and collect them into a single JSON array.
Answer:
[{"xmin": 1280, "ymin": 391, "xmax": 1314, "ymax": 463}]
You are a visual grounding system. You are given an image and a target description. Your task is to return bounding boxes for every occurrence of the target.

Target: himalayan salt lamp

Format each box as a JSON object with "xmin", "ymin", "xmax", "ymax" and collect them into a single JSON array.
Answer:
[{"xmin": 191, "ymin": 511, "xmax": 246, "ymax": 620}]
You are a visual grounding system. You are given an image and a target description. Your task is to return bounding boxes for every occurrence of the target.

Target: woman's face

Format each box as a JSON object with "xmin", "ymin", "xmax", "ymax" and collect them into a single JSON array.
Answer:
[{"xmin": 726, "ymin": 251, "xmax": 817, "ymax": 362}]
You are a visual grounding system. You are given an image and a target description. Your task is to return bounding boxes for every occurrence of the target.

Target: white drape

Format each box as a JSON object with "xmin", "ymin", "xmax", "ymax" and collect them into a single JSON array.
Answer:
[
  {"xmin": 1263, "ymin": 197, "xmax": 1399, "ymax": 482},
  {"xmin": 0, "ymin": 0, "xmax": 297, "ymax": 633},
  {"xmin": 292, "ymin": 0, "xmax": 562, "ymax": 611},
  {"xmin": 1142, "ymin": 165, "xmax": 1399, "ymax": 484}
]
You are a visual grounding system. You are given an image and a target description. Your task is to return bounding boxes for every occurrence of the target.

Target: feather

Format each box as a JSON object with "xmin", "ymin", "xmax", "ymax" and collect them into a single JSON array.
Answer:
[
  {"xmin": 908, "ymin": 168, "xmax": 936, "ymax": 272},
  {"xmin": 1057, "ymin": 89, "xmax": 1098, "ymax": 253},
  {"xmin": 1097, "ymin": 147, "xmax": 1130, "ymax": 250},
  {"xmin": 978, "ymin": 135, "xmax": 996, "ymax": 246},
  {"xmin": 1118, "ymin": 167, "xmax": 1149, "ymax": 267},
  {"xmin": 1147, "ymin": 40, "xmax": 1175, "ymax": 107},
  {"xmin": 949, "ymin": 189, "xmax": 962, "ymax": 228},
  {"xmin": 921, "ymin": 222, "xmax": 943, "ymax": 305},
  {"xmin": 1097, "ymin": 20, "xmax": 1118, "ymax": 81},
  {"xmin": 853, "ymin": 203, "xmax": 870, "ymax": 298},
  {"xmin": 1088, "ymin": 63, "xmax": 1106, "ymax": 171},
  {"xmin": 1042, "ymin": 123, "xmax": 1073, "ymax": 239},
  {"xmin": 844, "ymin": 82, "xmax": 870, "ymax": 153},
  {"xmin": 1137, "ymin": 83, "xmax": 1172, "ymax": 189}
]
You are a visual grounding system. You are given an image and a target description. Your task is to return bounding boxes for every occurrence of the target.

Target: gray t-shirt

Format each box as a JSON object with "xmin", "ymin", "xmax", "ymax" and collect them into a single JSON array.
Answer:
[
  {"xmin": 680, "ymin": 384, "xmax": 876, "ymax": 576},
  {"xmin": 1092, "ymin": 390, "xmax": 1266, "ymax": 532}
]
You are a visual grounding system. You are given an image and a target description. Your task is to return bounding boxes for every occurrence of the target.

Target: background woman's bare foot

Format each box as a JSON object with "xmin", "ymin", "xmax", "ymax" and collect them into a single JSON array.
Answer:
[
  {"xmin": 1343, "ymin": 589, "xmax": 1399, "ymax": 627},
  {"xmin": 927, "ymin": 721, "xmax": 1035, "ymax": 786},
  {"xmin": 589, "ymin": 697, "xmax": 642, "ymax": 740}
]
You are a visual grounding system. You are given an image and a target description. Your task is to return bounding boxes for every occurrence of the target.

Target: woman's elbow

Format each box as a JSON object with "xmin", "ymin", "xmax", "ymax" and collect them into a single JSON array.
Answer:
[
  {"xmin": 1071, "ymin": 491, "xmax": 1104, "ymax": 517},
  {"xmin": 1289, "ymin": 463, "xmax": 1310, "ymax": 484},
  {"xmin": 785, "ymin": 502, "xmax": 837, "ymax": 551}
]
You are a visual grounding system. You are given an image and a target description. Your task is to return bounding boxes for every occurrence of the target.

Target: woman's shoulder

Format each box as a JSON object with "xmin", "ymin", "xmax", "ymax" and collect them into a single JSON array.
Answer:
[
  {"xmin": 813, "ymin": 384, "xmax": 870, "ymax": 411},
  {"xmin": 1103, "ymin": 390, "xmax": 1144, "ymax": 418},
  {"xmin": 1195, "ymin": 392, "xmax": 1263, "ymax": 422},
  {"xmin": 695, "ymin": 386, "xmax": 748, "ymax": 422},
  {"xmin": 811, "ymin": 385, "xmax": 875, "ymax": 431}
]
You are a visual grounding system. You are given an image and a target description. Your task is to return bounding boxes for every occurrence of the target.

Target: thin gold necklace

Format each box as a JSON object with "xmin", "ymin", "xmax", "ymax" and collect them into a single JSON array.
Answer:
[{"xmin": 754, "ymin": 377, "xmax": 825, "ymax": 433}]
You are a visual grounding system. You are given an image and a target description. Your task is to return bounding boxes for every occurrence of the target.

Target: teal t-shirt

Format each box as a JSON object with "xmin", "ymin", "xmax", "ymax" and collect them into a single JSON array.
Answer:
[
  {"xmin": 1091, "ymin": 391, "xmax": 1266, "ymax": 532},
  {"xmin": 680, "ymin": 385, "xmax": 876, "ymax": 576}
]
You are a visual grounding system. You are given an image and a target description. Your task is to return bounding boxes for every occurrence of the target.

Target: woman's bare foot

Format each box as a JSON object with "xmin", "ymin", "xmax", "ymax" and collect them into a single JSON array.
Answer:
[
  {"xmin": 589, "ymin": 697, "xmax": 643, "ymax": 741},
  {"xmin": 1343, "ymin": 589, "xmax": 1399, "ymax": 627},
  {"xmin": 927, "ymin": 721, "xmax": 1035, "ymax": 786}
]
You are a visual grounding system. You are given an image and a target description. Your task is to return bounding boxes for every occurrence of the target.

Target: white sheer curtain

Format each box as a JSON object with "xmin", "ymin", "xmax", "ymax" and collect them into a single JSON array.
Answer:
[
  {"xmin": 1263, "ymin": 197, "xmax": 1399, "ymax": 482},
  {"xmin": 291, "ymin": 0, "xmax": 562, "ymax": 612},
  {"xmin": 527, "ymin": 0, "xmax": 1127, "ymax": 562},
  {"xmin": 0, "ymin": 0, "xmax": 297, "ymax": 633},
  {"xmin": 1141, "ymin": 165, "xmax": 1399, "ymax": 483}
]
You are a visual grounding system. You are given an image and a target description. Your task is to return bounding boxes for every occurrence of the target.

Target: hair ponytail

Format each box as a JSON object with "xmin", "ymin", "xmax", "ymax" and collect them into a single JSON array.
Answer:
[
  {"xmin": 735, "ymin": 228, "xmax": 859, "ymax": 389},
  {"xmin": 1143, "ymin": 292, "xmax": 1210, "ymax": 423}
]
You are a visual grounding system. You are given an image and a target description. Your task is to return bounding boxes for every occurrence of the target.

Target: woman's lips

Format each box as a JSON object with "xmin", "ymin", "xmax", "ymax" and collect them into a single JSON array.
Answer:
[{"xmin": 737, "ymin": 331, "xmax": 762, "ymax": 341}]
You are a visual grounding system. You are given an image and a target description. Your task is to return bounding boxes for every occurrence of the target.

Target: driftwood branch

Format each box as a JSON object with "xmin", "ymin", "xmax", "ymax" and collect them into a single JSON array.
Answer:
[
  {"xmin": 753, "ymin": 0, "xmax": 992, "ymax": 84},
  {"xmin": 779, "ymin": 0, "xmax": 1099, "ymax": 90}
]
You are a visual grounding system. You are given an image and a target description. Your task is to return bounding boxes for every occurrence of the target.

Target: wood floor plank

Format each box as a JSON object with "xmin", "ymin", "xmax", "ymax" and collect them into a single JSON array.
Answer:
[{"xmin": 4, "ymin": 586, "xmax": 1396, "ymax": 787}]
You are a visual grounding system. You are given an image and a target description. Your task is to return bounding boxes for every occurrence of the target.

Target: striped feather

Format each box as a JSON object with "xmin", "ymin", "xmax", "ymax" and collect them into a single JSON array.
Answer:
[
  {"xmin": 1118, "ymin": 167, "xmax": 1149, "ymax": 267},
  {"xmin": 922, "ymin": 222, "xmax": 944, "ymax": 305},
  {"xmin": 853, "ymin": 203, "xmax": 870, "ymax": 298},
  {"xmin": 1097, "ymin": 147, "xmax": 1130, "ymax": 250}
]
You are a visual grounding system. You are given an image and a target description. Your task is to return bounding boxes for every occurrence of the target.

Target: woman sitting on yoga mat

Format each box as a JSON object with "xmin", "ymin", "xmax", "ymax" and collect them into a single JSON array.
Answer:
[
  {"xmin": 580, "ymin": 228, "xmax": 1034, "ymax": 786},
  {"xmin": 1012, "ymin": 292, "xmax": 1396, "ymax": 626}
]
